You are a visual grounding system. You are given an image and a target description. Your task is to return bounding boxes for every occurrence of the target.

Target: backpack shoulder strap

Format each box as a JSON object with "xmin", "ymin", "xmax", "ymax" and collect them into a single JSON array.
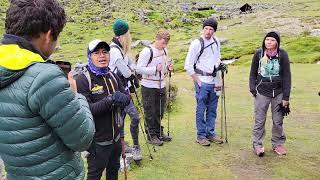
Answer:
[
  {"xmin": 257, "ymin": 48, "xmax": 263, "ymax": 75},
  {"xmin": 83, "ymin": 67, "xmax": 91, "ymax": 90},
  {"xmin": 163, "ymin": 48, "xmax": 167, "ymax": 56},
  {"xmin": 147, "ymin": 46, "xmax": 153, "ymax": 66},
  {"xmin": 108, "ymin": 71, "xmax": 119, "ymax": 87},
  {"xmin": 110, "ymin": 44, "xmax": 124, "ymax": 59},
  {"xmin": 197, "ymin": 37, "xmax": 205, "ymax": 60},
  {"xmin": 194, "ymin": 38, "xmax": 205, "ymax": 69},
  {"xmin": 194, "ymin": 37, "xmax": 219, "ymax": 69},
  {"xmin": 212, "ymin": 36, "xmax": 219, "ymax": 49}
]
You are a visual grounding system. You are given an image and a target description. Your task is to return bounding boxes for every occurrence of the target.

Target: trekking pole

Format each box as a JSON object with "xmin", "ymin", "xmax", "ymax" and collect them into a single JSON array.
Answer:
[
  {"xmin": 159, "ymin": 70, "xmax": 162, "ymax": 139},
  {"xmin": 120, "ymin": 137, "xmax": 128, "ymax": 180},
  {"xmin": 220, "ymin": 84, "xmax": 224, "ymax": 140},
  {"xmin": 130, "ymin": 79, "xmax": 156, "ymax": 156},
  {"xmin": 167, "ymin": 71, "xmax": 172, "ymax": 136},
  {"xmin": 115, "ymin": 108, "xmax": 128, "ymax": 180},
  {"xmin": 222, "ymin": 70, "xmax": 228, "ymax": 143}
]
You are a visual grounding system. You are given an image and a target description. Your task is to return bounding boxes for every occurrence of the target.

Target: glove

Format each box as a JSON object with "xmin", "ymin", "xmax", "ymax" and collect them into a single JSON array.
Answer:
[
  {"xmin": 250, "ymin": 90, "xmax": 257, "ymax": 97},
  {"xmin": 217, "ymin": 63, "xmax": 228, "ymax": 73},
  {"xmin": 112, "ymin": 91, "xmax": 130, "ymax": 108},
  {"xmin": 277, "ymin": 103, "xmax": 291, "ymax": 116},
  {"xmin": 129, "ymin": 74, "xmax": 140, "ymax": 88}
]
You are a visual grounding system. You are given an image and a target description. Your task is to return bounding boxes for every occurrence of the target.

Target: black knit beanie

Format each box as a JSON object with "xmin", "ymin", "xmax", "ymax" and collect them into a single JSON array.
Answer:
[
  {"xmin": 263, "ymin": 31, "xmax": 280, "ymax": 50},
  {"xmin": 203, "ymin": 18, "xmax": 218, "ymax": 31}
]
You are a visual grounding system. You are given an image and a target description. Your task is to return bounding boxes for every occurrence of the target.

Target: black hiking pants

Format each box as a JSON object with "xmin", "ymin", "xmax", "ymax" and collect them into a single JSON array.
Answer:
[
  {"xmin": 141, "ymin": 86, "xmax": 166, "ymax": 137},
  {"xmin": 87, "ymin": 141, "xmax": 121, "ymax": 180}
]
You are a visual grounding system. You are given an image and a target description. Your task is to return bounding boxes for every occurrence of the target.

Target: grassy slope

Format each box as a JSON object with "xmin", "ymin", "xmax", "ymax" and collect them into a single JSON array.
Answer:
[
  {"xmin": 121, "ymin": 64, "xmax": 320, "ymax": 180},
  {"xmin": 1, "ymin": 0, "xmax": 320, "ymax": 179},
  {"xmin": 54, "ymin": 0, "xmax": 320, "ymax": 68},
  {"xmin": 1, "ymin": 0, "xmax": 319, "ymax": 69}
]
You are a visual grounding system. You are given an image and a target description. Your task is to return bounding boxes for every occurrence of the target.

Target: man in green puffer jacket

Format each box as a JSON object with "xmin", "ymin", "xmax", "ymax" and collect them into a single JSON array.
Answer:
[{"xmin": 0, "ymin": 0, "xmax": 95, "ymax": 179}]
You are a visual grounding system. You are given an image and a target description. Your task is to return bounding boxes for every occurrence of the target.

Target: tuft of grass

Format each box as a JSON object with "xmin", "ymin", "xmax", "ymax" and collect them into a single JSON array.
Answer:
[
  {"xmin": 283, "ymin": 36, "xmax": 320, "ymax": 63},
  {"xmin": 187, "ymin": 9, "xmax": 216, "ymax": 19}
]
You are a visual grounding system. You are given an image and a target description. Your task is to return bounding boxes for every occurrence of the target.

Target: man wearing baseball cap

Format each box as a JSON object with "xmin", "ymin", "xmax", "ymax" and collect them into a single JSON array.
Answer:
[
  {"xmin": 75, "ymin": 39, "xmax": 130, "ymax": 180},
  {"xmin": 184, "ymin": 18, "xmax": 225, "ymax": 146}
]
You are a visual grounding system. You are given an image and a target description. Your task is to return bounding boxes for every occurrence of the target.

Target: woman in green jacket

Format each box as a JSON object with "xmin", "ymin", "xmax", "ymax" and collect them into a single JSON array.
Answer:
[{"xmin": 0, "ymin": 0, "xmax": 95, "ymax": 179}]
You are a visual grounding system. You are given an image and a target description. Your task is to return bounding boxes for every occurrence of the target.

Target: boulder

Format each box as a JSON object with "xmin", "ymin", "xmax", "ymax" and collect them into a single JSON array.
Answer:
[{"xmin": 310, "ymin": 29, "xmax": 320, "ymax": 36}]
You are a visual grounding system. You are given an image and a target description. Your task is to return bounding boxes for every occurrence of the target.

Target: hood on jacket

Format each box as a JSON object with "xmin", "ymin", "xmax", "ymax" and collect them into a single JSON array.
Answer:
[
  {"xmin": 0, "ymin": 34, "xmax": 45, "ymax": 89},
  {"xmin": 0, "ymin": 44, "xmax": 44, "ymax": 89}
]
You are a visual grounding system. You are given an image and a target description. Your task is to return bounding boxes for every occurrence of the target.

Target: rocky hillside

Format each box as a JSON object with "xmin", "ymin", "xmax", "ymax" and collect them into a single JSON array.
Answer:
[{"xmin": 1, "ymin": 0, "xmax": 319, "ymax": 69}]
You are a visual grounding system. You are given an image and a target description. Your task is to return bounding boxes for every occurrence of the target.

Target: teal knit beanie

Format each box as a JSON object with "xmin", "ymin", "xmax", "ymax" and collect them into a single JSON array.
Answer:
[{"xmin": 112, "ymin": 19, "xmax": 129, "ymax": 36}]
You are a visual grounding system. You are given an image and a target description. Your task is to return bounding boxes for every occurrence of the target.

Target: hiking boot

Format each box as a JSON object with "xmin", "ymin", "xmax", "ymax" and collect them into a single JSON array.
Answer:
[
  {"xmin": 207, "ymin": 136, "xmax": 224, "ymax": 144},
  {"xmin": 148, "ymin": 135, "xmax": 163, "ymax": 146},
  {"xmin": 196, "ymin": 138, "xmax": 210, "ymax": 146},
  {"xmin": 254, "ymin": 146, "xmax": 265, "ymax": 157},
  {"xmin": 159, "ymin": 134, "xmax": 172, "ymax": 142},
  {"xmin": 132, "ymin": 145, "xmax": 143, "ymax": 161},
  {"xmin": 273, "ymin": 144, "xmax": 287, "ymax": 155}
]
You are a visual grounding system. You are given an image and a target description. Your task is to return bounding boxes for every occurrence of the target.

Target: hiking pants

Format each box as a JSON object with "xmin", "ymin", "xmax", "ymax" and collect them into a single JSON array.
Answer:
[
  {"xmin": 194, "ymin": 82, "xmax": 219, "ymax": 139},
  {"xmin": 124, "ymin": 100, "xmax": 140, "ymax": 145},
  {"xmin": 253, "ymin": 93, "xmax": 286, "ymax": 149},
  {"xmin": 141, "ymin": 86, "xmax": 166, "ymax": 136},
  {"xmin": 87, "ymin": 141, "xmax": 121, "ymax": 180}
]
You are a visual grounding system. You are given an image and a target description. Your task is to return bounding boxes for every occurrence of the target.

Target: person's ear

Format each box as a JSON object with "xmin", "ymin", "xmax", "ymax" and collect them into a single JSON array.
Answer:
[{"xmin": 43, "ymin": 30, "xmax": 53, "ymax": 44}]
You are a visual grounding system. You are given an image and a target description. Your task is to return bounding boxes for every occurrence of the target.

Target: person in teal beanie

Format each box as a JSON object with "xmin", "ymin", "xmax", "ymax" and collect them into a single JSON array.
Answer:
[
  {"xmin": 109, "ymin": 18, "xmax": 143, "ymax": 161},
  {"xmin": 112, "ymin": 19, "xmax": 129, "ymax": 36}
]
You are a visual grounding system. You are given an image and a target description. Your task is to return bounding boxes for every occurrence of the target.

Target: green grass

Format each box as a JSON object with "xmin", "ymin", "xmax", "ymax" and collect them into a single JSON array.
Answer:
[
  {"xmin": 283, "ymin": 36, "xmax": 320, "ymax": 63},
  {"xmin": 1, "ymin": 63, "xmax": 319, "ymax": 179},
  {"xmin": 115, "ymin": 64, "xmax": 320, "ymax": 180},
  {"xmin": 187, "ymin": 9, "xmax": 217, "ymax": 19},
  {"xmin": 1, "ymin": 1, "xmax": 320, "ymax": 179}
]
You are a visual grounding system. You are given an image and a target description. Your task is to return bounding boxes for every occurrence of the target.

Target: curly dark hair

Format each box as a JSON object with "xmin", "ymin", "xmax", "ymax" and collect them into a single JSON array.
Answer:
[{"xmin": 5, "ymin": 0, "xmax": 66, "ymax": 41}]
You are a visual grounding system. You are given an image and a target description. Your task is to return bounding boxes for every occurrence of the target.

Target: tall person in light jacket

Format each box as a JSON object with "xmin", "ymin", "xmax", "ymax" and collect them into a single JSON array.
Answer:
[{"xmin": 184, "ymin": 18, "xmax": 224, "ymax": 146}]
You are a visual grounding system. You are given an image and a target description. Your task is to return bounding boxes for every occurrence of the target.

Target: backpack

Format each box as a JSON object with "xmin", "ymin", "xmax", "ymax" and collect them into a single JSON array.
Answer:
[
  {"xmin": 135, "ymin": 45, "xmax": 167, "ymax": 78},
  {"xmin": 143, "ymin": 46, "xmax": 167, "ymax": 67},
  {"xmin": 73, "ymin": 63, "xmax": 119, "ymax": 91},
  {"xmin": 193, "ymin": 37, "xmax": 219, "ymax": 70},
  {"xmin": 73, "ymin": 62, "xmax": 92, "ymax": 89}
]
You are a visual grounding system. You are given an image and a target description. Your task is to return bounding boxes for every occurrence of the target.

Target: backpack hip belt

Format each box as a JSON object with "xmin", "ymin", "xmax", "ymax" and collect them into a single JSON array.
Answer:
[
  {"xmin": 194, "ymin": 68, "xmax": 216, "ymax": 77},
  {"xmin": 142, "ymin": 77, "xmax": 165, "ymax": 81}
]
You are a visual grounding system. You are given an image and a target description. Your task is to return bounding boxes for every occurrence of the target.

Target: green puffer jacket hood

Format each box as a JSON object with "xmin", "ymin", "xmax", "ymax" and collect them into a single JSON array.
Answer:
[
  {"xmin": 0, "ymin": 35, "xmax": 95, "ymax": 180},
  {"xmin": 0, "ymin": 46, "xmax": 40, "ymax": 89}
]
